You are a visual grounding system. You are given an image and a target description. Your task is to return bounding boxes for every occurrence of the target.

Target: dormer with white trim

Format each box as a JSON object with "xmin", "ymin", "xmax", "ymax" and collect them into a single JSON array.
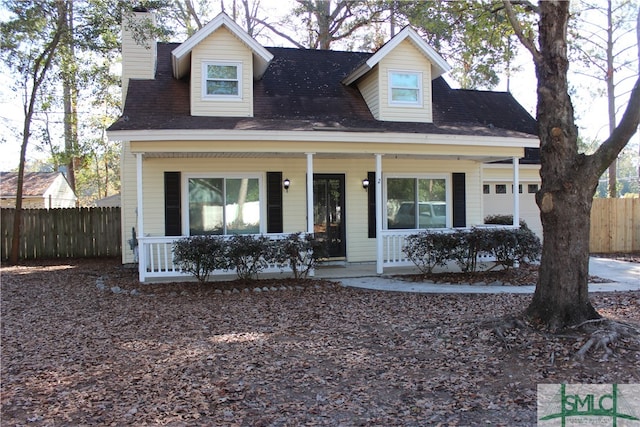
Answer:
[
  {"xmin": 171, "ymin": 13, "xmax": 273, "ymax": 118},
  {"xmin": 343, "ymin": 27, "xmax": 451, "ymax": 124}
]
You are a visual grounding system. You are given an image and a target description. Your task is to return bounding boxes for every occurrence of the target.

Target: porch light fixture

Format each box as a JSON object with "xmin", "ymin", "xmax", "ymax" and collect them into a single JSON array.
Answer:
[
  {"xmin": 283, "ymin": 178, "xmax": 291, "ymax": 192},
  {"xmin": 362, "ymin": 177, "xmax": 370, "ymax": 191}
]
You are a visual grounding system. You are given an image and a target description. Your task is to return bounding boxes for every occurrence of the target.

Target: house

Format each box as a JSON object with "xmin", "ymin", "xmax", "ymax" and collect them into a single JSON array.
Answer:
[
  {"xmin": 93, "ymin": 193, "xmax": 121, "ymax": 207},
  {"xmin": 0, "ymin": 171, "xmax": 77, "ymax": 209},
  {"xmin": 107, "ymin": 10, "xmax": 540, "ymax": 282}
]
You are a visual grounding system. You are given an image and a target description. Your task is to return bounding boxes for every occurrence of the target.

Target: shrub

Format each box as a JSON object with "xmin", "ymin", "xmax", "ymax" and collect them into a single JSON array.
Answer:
[
  {"xmin": 403, "ymin": 227, "xmax": 542, "ymax": 273},
  {"xmin": 449, "ymin": 228, "xmax": 491, "ymax": 273},
  {"xmin": 514, "ymin": 227, "xmax": 542, "ymax": 264},
  {"xmin": 403, "ymin": 230, "xmax": 455, "ymax": 274},
  {"xmin": 273, "ymin": 232, "xmax": 324, "ymax": 279},
  {"xmin": 484, "ymin": 214, "xmax": 530, "ymax": 230},
  {"xmin": 173, "ymin": 235, "xmax": 229, "ymax": 283},
  {"xmin": 226, "ymin": 234, "xmax": 274, "ymax": 280}
]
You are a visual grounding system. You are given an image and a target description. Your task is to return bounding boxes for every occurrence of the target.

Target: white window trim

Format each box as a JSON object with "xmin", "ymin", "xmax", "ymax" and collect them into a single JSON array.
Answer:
[
  {"xmin": 383, "ymin": 173, "xmax": 451, "ymax": 229},
  {"xmin": 202, "ymin": 61, "xmax": 243, "ymax": 101},
  {"xmin": 388, "ymin": 69, "xmax": 423, "ymax": 107},
  {"xmin": 182, "ymin": 173, "xmax": 264, "ymax": 236}
]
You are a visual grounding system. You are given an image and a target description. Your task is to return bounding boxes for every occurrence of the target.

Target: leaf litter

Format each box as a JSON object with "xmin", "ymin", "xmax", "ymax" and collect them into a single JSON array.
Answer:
[{"xmin": 1, "ymin": 259, "xmax": 638, "ymax": 426}]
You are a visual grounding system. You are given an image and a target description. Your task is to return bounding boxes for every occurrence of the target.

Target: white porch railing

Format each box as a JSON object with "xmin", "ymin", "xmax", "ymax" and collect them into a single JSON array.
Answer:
[{"xmin": 138, "ymin": 233, "xmax": 306, "ymax": 282}]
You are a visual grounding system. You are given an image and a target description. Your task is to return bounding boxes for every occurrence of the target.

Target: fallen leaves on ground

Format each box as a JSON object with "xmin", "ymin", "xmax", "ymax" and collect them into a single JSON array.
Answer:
[{"xmin": 1, "ymin": 259, "xmax": 639, "ymax": 426}]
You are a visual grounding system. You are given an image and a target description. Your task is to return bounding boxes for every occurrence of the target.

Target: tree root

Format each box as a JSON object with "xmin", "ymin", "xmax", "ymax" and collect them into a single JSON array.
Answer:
[
  {"xmin": 483, "ymin": 314, "xmax": 640, "ymax": 361},
  {"xmin": 482, "ymin": 315, "xmax": 529, "ymax": 349},
  {"xmin": 572, "ymin": 319, "xmax": 640, "ymax": 361}
]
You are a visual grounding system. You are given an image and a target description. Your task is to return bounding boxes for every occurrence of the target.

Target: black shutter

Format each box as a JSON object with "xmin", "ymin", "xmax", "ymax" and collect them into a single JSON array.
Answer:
[
  {"xmin": 164, "ymin": 172, "xmax": 182, "ymax": 236},
  {"xmin": 266, "ymin": 172, "xmax": 283, "ymax": 233},
  {"xmin": 452, "ymin": 173, "xmax": 466, "ymax": 228},
  {"xmin": 367, "ymin": 171, "xmax": 376, "ymax": 238}
]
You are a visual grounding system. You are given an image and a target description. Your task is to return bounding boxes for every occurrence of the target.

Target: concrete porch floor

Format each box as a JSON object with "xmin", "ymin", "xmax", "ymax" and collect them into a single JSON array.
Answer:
[{"xmin": 313, "ymin": 262, "xmax": 421, "ymax": 279}]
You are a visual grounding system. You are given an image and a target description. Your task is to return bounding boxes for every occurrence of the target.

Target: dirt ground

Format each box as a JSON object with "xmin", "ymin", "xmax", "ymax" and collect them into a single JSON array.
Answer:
[{"xmin": 1, "ymin": 259, "xmax": 639, "ymax": 426}]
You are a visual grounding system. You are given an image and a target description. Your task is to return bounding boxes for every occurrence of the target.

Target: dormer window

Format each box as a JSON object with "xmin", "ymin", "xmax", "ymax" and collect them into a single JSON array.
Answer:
[
  {"xmin": 389, "ymin": 70, "xmax": 422, "ymax": 106},
  {"xmin": 202, "ymin": 61, "xmax": 242, "ymax": 99}
]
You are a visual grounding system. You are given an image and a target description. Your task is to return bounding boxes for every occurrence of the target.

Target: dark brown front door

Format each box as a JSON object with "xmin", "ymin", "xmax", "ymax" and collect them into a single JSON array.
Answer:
[{"xmin": 313, "ymin": 174, "xmax": 346, "ymax": 258}]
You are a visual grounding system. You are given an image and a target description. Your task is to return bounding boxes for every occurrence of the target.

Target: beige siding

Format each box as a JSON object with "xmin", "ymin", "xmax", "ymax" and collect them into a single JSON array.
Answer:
[
  {"xmin": 190, "ymin": 27, "xmax": 253, "ymax": 117},
  {"xmin": 378, "ymin": 40, "xmax": 433, "ymax": 123},
  {"xmin": 356, "ymin": 67, "xmax": 380, "ymax": 119},
  {"xmin": 482, "ymin": 165, "xmax": 542, "ymax": 237},
  {"xmin": 126, "ymin": 154, "xmax": 484, "ymax": 264},
  {"xmin": 121, "ymin": 12, "xmax": 156, "ymax": 105}
]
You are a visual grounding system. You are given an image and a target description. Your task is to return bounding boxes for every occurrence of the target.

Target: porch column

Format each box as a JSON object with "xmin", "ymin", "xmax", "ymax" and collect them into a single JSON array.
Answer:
[
  {"xmin": 136, "ymin": 153, "xmax": 146, "ymax": 282},
  {"xmin": 375, "ymin": 154, "xmax": 383, "ymax": 274},
  {"xmin": 513, "ymin": 156, "xmax": 520, "ymax": 228},
  {"xmin": 306, "ymin": 153, "xmax": 314, "ymax": 234}
]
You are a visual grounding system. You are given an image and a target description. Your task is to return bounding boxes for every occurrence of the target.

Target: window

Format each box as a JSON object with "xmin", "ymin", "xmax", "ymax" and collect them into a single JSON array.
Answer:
[
  {"xmin": 387, "ymin": 176, "xmax": 448, "ymax": 229},
  {"xmin": 203, "ymin": 62, "xmax": 242, "ymax": 99},
  {"xmin": 483, "ymin": 184, "xmax": 490, "ymax": 194},
  {"xmin": 186, "ymin": 176, "xmax": 260, "ymax": 235},
  {"xmin": 512, "ymin": 184, "xmax": 523, "ymax": 194},
  {"xmin": 389, "ymin": 71, "xmax": 422, "ymax": 105},
  {"xmin": 495, "ymin": 184, "xmax": 507, "ymax": 194},
  {"xmin": 528, "ymin": 184, "xmax": 539, "ymax": 194}
]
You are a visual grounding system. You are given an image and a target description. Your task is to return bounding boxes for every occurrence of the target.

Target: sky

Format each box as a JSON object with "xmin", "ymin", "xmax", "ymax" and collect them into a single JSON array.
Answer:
[{"xmin": 0, "ymin": 1, "xmax": 638, "ymax": 172}]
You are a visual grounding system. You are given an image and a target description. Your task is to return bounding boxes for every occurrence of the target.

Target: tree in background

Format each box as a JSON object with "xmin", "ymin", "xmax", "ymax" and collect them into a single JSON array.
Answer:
[
  {"xmin": 395, "ymin": 1, "xmax": 533, "ymax": 89},
  {"xmin": 569, "ymin": 0, "xmax": 639, "ymax": 198},
  {"xmin": 1, "ymin": 0, "xmax": 66, "ymax": 264},
  {"xmin": 504, "ymin": 0, "xmax": 640, "ymax": 329}
]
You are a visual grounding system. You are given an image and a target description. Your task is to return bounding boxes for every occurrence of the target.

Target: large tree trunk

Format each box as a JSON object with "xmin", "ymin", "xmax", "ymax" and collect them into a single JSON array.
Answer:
[
  {"xmin": 525, "ymin": 2, "xmax": 601, "ymax": 329},
  {"xmin": 503, "ymin": 1, "xmax": 640, "ymax": 330}
]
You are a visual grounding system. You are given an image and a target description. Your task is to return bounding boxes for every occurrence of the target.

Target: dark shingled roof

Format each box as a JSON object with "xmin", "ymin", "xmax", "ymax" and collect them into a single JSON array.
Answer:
[{"xmin": 109, "ymin": 43, "xmax": 539, "ymax": 154}]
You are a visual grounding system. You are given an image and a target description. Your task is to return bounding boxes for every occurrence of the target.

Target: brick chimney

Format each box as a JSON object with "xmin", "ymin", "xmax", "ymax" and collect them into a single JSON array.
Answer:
[{"xmin": 121, "ymin": 7, "xmax": 157, "ymax": 106}]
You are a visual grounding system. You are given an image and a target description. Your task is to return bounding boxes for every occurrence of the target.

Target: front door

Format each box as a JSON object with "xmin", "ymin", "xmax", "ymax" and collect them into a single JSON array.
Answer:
[{"xmin": 313, "ymin": 174, "xmax": 346, "ymax": 258}]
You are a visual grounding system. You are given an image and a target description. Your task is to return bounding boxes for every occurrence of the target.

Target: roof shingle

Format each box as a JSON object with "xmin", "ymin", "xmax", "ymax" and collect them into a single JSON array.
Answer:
[{"xmin": 109, "ymin": 43, "xmax": 538, "ymax": 141}]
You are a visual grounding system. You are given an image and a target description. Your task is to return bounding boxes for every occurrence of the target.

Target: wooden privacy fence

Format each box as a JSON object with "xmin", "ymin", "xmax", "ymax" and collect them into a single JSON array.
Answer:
[
  {"xmin": 1, "ymin": 207, "xmax": 121, "ymax": 260},
  {"xmin": 589, "ymin": 198, "xmax": 640, "ymax": 253}
]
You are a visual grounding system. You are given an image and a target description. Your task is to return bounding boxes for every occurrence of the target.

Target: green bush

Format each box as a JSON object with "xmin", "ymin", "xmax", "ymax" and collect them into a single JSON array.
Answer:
[
  {"xmin": 173, "ymin": 235, "xmax": 229, "ymax": 283},
  {"xmin": 484, "ymin": 214, "xmax": 530, "ymax": 230},
  {"xmin": 273, "ymin": 232, "xmax": 324, "ymax": 279},
  {"xmin": 403, "ymin": 231, "xmax": 454, "ymax": 274},
  {"xmin": 226, "ymin": 234, "xmax": 274, "ymax": 280},
  {"xmin": 403, "ymin": 227, "xmax": 541, "ymax": 273}
]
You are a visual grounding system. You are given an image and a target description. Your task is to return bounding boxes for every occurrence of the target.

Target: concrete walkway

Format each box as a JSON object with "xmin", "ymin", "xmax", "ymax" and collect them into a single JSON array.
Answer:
[{"xmin": 315, "ymin": 257, "xmax": 640, "ymax": 294}]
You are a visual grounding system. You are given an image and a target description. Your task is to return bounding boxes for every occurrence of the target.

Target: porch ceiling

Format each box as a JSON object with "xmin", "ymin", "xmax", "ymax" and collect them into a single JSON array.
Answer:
[{"xmin": 140, "ymin": 151, "xmax": 514, "ymax": 162}]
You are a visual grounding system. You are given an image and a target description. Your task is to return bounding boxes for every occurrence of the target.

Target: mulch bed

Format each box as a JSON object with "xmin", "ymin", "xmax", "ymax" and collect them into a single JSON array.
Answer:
[{"xmin": 1, "ymin": 258, "xmax": 639, "ymax": 426}]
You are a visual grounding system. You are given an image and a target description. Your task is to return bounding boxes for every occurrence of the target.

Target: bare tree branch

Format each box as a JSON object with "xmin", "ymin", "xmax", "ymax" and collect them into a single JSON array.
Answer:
[
  {"xmin": 252, "ymin": 17, "xmax": 306, "ymax": 49},
  {"xmin": 503, "ymin": 0, "xmax": 542, "ymax": 64}
]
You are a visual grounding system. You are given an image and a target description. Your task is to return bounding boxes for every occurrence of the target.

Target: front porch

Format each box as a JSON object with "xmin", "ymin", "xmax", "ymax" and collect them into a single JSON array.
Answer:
[
  {"xmin": 135, "ymin": 227, "xmax": 507, "ymax": 282},
  {"xmin": 123, "ymin": 135, "xmax": 532, "ymax": 283}
]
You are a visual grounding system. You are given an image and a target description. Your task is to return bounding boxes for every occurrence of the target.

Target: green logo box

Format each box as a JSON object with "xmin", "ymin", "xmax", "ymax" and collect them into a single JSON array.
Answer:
[{"xmin": 538, "ymin": 384, "xmax": 640, "ymax": 426}]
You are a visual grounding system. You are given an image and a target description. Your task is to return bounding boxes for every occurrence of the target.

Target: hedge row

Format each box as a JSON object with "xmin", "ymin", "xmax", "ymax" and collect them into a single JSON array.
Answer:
[
  {"xmin": 403, "ymin": 226, "xmax": 541, "ymax": 274},
  {"xmin": 172, "ymin": 233, "xmax": 324, "ymax": 282}
]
